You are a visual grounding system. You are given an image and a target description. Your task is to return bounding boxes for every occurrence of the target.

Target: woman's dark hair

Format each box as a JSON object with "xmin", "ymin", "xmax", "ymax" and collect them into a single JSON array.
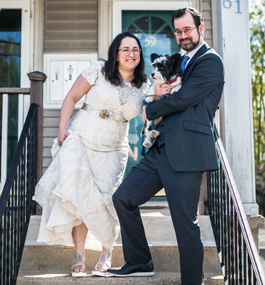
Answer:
[
  {"xmin": 102, "ymin": 32, "xmax": 147, "ymax": 89},
  {"xmin": 171, "ymin": 7, "xmax": 204, "ymax": 28}
]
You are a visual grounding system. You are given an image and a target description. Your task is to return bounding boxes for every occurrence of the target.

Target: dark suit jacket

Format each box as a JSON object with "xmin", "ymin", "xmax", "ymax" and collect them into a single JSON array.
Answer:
[{"xmin": 146, "ymin": 43, "xmax": 224, "ymax": 172}]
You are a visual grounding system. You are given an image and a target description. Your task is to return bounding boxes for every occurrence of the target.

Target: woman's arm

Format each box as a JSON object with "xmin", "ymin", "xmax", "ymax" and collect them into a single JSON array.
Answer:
[{"xmin": 58, "ymin": 75, "xmax": 92, "ymax": 146}]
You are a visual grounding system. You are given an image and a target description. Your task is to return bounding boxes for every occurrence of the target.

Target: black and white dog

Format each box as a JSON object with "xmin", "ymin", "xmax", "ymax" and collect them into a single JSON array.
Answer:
[{"xmin": 142, "ymin": 53, "xmax": 182, "ymax": 148}]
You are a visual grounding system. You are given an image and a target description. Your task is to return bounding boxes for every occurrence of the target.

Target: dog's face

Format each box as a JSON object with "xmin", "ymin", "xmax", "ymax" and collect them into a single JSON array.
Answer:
[{"xmin": 150, "ymin": 53, "xmax": 182, "ymax": 83}]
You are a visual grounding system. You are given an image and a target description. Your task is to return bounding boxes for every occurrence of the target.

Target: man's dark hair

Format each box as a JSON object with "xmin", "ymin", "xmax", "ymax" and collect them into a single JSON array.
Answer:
[
  {"xmin": 171, "ymin": 7, "xmax": 204, "ymax": 28},
  {"xmin": 102, "ymin": 32, "xmax": 147, "ymax": 89}
]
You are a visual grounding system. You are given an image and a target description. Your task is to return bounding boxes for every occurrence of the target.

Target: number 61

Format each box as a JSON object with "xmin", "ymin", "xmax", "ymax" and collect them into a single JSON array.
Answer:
[
  {"xmin": 223, "ymin": 0, "xmax": 232, "ymax": 8},
  {"xmin": 223, "ymin": 0, "xmax": 242, "ymax": 13}
]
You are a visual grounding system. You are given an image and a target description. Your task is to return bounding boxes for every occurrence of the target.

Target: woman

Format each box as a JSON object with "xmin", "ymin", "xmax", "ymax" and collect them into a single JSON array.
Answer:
[{"xmin": 33, "ymin": 32, "xmax": 149, "ymax": 277}]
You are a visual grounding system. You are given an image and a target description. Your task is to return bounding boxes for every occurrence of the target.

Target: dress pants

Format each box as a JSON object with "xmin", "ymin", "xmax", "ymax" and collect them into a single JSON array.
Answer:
[{"xmin": 113, "ymin": 141, "xmax": 204, "ymax": 285}]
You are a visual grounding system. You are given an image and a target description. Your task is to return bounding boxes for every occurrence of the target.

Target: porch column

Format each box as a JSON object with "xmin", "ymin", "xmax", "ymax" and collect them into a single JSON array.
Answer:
[
  {"xmin": 28, "ymin": 71, "xmax": 47, "ymax": 215},
  {"xmin": 27, "ymin": 72, "xmax": 47, "ymax": 184},
  {"xmin": 215, "ymin": 0, "xmax": 258, "ymax": 215}
]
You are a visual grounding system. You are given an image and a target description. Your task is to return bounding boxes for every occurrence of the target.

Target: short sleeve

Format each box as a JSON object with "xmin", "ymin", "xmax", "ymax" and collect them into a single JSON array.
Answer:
[
  {"xmin": 141, "ymin": 79, "xmax": 151, "ymax": 96},
  {"xmin": 81, "ymin": 61, "xmax": 104, "ymax": 85}
]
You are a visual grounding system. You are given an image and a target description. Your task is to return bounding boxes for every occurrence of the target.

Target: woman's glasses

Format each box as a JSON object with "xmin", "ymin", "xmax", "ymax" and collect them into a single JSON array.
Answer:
[{"xmin": 118, "ymin": 48, "xmax": 141, "ymax": 56}]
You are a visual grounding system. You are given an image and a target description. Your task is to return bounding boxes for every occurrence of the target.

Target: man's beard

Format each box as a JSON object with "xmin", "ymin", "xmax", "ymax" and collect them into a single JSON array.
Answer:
[{"xmin": 179, "ymin": 36, "xmax": 200, "ymax": 52}]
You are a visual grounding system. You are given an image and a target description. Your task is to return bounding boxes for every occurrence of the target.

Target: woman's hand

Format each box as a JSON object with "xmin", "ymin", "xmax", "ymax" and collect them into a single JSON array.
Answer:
[
  {"xmin": 142, "ymin": 106, "xmax": 147, "ymax": 122},
  {"xmin": 58, "ymin": 129, "xmax": 69, "ymax": 147}
]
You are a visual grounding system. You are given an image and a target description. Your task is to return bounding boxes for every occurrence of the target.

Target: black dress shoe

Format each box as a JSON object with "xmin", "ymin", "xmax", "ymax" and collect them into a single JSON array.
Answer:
[{"xmin": 106, "ymin": 260, "xmax": 154, "ymax": 277}]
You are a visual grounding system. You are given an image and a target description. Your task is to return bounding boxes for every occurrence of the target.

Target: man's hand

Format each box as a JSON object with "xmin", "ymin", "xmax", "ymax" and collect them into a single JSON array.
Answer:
[{"xmin": 155, "ymin": 83, "xmax": 170, "ymax": 95}]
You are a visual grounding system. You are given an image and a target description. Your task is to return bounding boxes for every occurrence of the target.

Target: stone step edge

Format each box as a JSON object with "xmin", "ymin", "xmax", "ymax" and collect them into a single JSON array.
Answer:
[{"xmin": 17, "ymin": 272, "xmax": 224, "ymax": 285}]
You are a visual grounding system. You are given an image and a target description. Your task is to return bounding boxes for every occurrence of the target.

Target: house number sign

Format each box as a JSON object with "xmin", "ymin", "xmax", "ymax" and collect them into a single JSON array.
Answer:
[{"xmin": 223, "ymin": 0, "xmax": 242, "ymax": 13}]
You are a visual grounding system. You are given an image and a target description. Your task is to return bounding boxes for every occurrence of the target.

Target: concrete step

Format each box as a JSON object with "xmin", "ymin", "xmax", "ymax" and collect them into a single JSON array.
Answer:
[
  {"xmin": 17, "ymin": 203, "xmax": 224, "ymax": 284},
  {"xmin": 17, "ymin": 272, "xmax": 224, "ymax": 284}
]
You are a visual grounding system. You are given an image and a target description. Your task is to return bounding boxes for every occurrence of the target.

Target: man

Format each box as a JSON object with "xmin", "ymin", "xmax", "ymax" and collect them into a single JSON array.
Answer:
[{"xmin": 107, "ymin": 7, "xmax": 224, "ymax": 285}]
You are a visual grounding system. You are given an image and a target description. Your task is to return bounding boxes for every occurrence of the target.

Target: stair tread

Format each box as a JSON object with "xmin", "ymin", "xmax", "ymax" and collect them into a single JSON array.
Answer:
[
  {"xmin": 17, "ymin": 272, "xmax": 224, "ymax": 284},
  {"xmin": 25, "ymin": 207, "xmax": 216, "ymax": 247}
]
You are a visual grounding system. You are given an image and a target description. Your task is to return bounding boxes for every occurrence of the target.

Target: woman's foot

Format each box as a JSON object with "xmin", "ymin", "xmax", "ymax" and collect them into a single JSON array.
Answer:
[
  {"xmin": 92, "ymin": 252, "xmax": 112, "ymax": 277},
  {"xmin": 71, "ymin": 252, "xmax": 87, "ymax": 277}
]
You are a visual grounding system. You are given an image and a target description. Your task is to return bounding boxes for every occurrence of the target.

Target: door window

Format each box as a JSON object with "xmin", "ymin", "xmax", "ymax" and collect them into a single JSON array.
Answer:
[{"xmin": 122, "ymin": 11, "xmax": 180, "ymax": 76}]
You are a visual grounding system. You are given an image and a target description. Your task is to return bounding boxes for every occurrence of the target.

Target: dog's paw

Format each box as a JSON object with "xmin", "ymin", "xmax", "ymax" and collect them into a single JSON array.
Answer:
[
  {"xmin": 144, "ymin": 96, "xmax": 154, "ymax": 103},
  {"xmin": 143, "ymin": 141, "xmax": 152, "ymax": 147},
  {"xmin": 150, "ymin": 130, "xmax": 160, "ymax": 138}
]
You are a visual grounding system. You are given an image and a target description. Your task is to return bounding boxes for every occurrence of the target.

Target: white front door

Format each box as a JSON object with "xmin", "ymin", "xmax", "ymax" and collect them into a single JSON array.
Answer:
[{"xmin": 0, "ymin": 0, "xmax": 32, "ymax": 189}]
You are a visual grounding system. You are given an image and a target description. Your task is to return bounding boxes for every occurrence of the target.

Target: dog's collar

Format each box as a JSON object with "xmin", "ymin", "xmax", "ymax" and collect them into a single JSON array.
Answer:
[{"xmin": 165, "ymin": 74, "xmax": 178, "ymax": 85}]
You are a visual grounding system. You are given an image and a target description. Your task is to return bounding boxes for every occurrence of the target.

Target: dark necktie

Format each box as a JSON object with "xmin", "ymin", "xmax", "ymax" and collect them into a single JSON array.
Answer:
[{"xmin": 181, "ymin": 55, "xmax": 190, "ymax": 73}]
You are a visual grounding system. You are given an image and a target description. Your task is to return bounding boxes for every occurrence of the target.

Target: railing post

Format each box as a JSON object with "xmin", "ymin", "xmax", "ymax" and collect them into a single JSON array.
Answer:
[{"xmin": 27, "ymin": 71, "xmax": 47, "ymax": 215}]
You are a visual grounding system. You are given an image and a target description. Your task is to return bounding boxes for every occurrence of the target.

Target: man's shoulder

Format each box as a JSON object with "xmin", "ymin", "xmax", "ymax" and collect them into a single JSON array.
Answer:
[
  {"xmin": 196, "ymin": 44, "xmax": 223, "ymax": 66},
  {"xmin": 201, "ymin": 44, "xmax": 222, "ymax": 60}
]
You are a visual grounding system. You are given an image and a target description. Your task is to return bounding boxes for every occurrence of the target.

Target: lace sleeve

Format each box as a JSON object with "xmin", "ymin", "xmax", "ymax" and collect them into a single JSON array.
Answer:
[
  {"xmin": 81, "ymin": 61, "xmax": 104, "ymax": 85},
  {"xmin": 141, "ymin": 79, "xmax": 152, "ymax": 97}
]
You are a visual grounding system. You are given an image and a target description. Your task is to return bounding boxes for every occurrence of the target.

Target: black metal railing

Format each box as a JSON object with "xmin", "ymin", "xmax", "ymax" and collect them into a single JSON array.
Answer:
[
  {"xmin": 207, "ymin": 125, "xmax": 265, "ymax": 284},
  {"xmin": 0, "ymin": 103, "xmax": 38, "ymax": 285}
]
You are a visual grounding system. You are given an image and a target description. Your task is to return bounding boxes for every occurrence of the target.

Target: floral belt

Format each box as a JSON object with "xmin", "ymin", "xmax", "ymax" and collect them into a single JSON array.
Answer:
[{"xmin": 82, "ymin": 103, "xmax": 128, "ymax": 123}]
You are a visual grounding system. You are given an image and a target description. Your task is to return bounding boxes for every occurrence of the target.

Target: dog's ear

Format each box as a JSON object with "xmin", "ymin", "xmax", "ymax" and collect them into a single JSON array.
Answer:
[
  {"xmin": 150, "ymin": 53, "xmax": 160, "ymax": 63},
  {"xmin": 170, "ymin": 53, "xmax": 182, "ymax": 72}
]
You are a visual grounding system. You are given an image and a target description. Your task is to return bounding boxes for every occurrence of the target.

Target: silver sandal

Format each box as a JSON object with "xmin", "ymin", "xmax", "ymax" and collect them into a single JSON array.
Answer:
[
  {"xmin": 92, "ymin": 252, "xmax": 112, "ymax": 277},
  {"xmin": 71, "ymin": 252, "xmax": 87, "ymax": 277}
]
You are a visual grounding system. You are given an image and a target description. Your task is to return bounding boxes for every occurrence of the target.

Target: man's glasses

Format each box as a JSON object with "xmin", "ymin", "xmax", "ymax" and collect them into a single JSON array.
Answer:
[
  {"xmin": 174, "ymin": 26, "xmax": 197, "ymax": 36},
  {"xmin": 118, "ymin": 48, "xmax": 141, "ymax": 56}
]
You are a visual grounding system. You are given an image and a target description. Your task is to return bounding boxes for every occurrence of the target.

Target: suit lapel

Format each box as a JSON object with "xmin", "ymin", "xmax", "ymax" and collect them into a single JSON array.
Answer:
[{"xmin": 182, "ymin": 43, "xmax": 210, "ymax": 83}]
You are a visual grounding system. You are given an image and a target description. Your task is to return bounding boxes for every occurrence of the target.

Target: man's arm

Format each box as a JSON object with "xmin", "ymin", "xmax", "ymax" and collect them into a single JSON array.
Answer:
[{"xmin": 146, "ymin": 54, "xmax": 224, "ymax": 120}]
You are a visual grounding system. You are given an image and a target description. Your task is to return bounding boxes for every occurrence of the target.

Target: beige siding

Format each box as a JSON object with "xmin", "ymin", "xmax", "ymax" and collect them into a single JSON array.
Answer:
[
  {"xmin": 44, "ymin": 0, "xmax": 98, "ymax": 53},
  {"xmin": 202, "ymin": 0, "xmax": 213, "ymax": 47},
  {"xmin": 42, "ymin": 110, "xmax": 60, "ymax": 174}
]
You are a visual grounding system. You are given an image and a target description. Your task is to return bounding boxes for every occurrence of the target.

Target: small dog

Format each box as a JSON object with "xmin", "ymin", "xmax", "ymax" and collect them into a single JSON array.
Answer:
[{"xmin": 142, "ymin": 53, "xmax": 182, "ymax": 148}]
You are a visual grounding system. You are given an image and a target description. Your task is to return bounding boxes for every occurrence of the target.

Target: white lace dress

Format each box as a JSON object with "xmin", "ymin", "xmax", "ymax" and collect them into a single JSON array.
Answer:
[{"xmin": 33, "ymin": 60, "xmax": 149, "ymax": 251}]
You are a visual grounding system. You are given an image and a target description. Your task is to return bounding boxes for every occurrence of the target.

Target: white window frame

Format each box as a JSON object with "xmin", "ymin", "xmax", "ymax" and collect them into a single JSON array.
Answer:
[{"xmin": 0, "ymin": 0, "xmax": 33, "ymax": 190}]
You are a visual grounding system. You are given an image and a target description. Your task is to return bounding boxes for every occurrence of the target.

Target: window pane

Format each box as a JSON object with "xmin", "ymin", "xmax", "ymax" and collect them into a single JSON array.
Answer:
[
  {"xmin": 0, "ymin": 9, "xmax": 21, "ymax": 87},
  {"xmin": 0, "ymin": 9, "xmax": 21, "ymax": 173}
]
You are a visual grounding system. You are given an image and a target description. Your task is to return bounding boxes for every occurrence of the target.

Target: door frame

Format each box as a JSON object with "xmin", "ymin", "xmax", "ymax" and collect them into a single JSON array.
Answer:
[{"xmin": 0, "ymin": 0, "xmax": 33, "ymax": 189}]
